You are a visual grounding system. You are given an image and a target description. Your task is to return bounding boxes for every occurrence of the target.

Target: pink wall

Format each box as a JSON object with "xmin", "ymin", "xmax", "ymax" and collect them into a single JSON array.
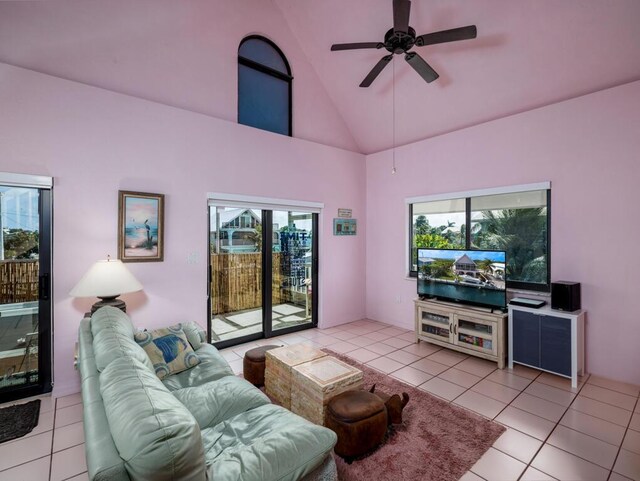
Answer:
[
  {"xmin": 0, "ymin": 0, "xmax": 359, "ymax": 152},
  {"xmin": 366, "ymin": 80, "xmax": 640, "ymax": 385},
  {"xmin": 2, "ymin": 59, "xmax": 639, "ymax": 393},
  {"xmin": 0, "ymin": 63, "xmax": 366, "ymax": 396}
]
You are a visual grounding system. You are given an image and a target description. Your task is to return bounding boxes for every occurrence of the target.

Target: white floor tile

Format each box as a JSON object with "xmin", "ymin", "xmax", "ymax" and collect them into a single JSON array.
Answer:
[{"xmin": 0, "ymin": 455, "xmax": 50, "ymax": 481}]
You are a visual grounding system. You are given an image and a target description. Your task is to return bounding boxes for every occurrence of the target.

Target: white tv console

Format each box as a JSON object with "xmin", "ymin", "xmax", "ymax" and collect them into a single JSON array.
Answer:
[{"xmin": 414, "ymin": 298, "xmax": 507, "ymax": 368}]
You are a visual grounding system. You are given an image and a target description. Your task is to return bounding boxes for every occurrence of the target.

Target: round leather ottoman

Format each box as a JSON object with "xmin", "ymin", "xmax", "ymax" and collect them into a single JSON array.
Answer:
[
  {"xmin": 243, "ymin": 345, "xmax": 280, "ymax": 387},
  {"xmin": 326, "ymin": 390, "xmax": 388, "ymax": 459}
]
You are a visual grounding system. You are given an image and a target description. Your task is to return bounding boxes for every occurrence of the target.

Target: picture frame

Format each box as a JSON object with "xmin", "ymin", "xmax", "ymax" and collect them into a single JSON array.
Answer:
[
  {"xmin": 333, "ymin": 218, "xmax": 357, "ymax": 236},
  {"xmin": 118, "ymin": 191, "xmax": 165, "ymax": 262}
]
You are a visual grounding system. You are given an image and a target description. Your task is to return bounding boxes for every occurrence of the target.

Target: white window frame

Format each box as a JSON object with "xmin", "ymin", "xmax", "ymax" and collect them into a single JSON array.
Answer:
[
  {"xmin": 0, "ymin": 172, "xmax": 53, "ymax": 189},
  {"xmin": 405, "ymin": 181, "xmax": 551, "ymax": 280}
]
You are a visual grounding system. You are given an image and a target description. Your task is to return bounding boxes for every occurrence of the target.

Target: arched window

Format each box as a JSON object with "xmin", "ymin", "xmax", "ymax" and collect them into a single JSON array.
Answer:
[{"xmin": 238, "ymin": 36, "xmax": 292, "ymax": 136}]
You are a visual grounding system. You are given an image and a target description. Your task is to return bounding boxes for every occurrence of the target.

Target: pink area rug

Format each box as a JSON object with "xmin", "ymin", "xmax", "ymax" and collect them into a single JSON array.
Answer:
[{"xmin": 323, "ymin": 349, "xmax": 505, "ymax": 481}]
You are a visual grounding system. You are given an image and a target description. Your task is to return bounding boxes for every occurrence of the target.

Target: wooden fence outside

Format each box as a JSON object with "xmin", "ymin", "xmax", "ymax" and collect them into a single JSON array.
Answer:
[
  {"xmin": 211, "ymin": 253, "xmax": 294, "ymax": 315},
  {"xmin": 0, "ymin": 260, "xmax": 39, "ymax": 304}
]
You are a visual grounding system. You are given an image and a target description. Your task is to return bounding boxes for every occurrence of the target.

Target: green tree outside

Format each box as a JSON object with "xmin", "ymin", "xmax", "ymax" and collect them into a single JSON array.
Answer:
[
  {"xmin": 3, "ymin": 229, "xmax": 39, "ymax": 259},
  {"xmin": 476, "ymin": 208, "xmax": 547, "ymax": 284}
]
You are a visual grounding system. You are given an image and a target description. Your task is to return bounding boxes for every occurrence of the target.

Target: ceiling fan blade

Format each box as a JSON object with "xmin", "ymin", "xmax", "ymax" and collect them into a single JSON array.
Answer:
[
  {"xmin": 393, "ymin": 0, "xmax": 411, "ymax": 34},
  {"xmin": 405, "ymin": 52, "xmax": 439, "ymax": 83},
  {"xmin": 360, "ymin": 54, "xmax": 393, "ymax": 88},
  {"xmin": 415, "ymin": 25, "xmax": 477, "ymax": 47},
  {"xmin": 331, "ymin": 42, "xmax": 384, "ymax": 51}
]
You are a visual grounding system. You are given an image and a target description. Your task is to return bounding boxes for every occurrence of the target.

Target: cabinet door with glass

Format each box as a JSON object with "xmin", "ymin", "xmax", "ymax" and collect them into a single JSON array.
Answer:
[
  {"xmin": 454, "ymin": 315, "xmax": 497, "ymax": 356},
  {"xmin": 417, "ymin": 306, "xmax": 453, "ymax": 343}
]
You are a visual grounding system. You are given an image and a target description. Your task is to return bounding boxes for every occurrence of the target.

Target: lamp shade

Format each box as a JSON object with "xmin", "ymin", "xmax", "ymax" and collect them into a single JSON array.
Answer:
[{"xmin": 70, "ymin": 258, "xmax": 143, "ymax": 298}]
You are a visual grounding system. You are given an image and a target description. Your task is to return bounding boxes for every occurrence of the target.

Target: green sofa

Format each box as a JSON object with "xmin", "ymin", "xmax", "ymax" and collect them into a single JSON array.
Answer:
[{"xmin": 77, "ymin": 307, "xmax": 338, "ymax": 481}]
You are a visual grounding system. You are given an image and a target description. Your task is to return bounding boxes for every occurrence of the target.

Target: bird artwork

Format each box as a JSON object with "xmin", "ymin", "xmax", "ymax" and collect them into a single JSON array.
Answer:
[{"xmin": 143, "ymin": 219, "xmax": 153, "ymax": 249}]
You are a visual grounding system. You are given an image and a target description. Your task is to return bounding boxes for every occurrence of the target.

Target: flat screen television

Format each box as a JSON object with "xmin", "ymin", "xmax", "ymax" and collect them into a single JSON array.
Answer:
[{"xmin": 417, "ymin": 248, "xmax": 507, "ymax": 310}]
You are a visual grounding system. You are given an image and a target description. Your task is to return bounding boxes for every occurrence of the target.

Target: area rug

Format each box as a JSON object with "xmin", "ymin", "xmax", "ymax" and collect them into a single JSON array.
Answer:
[
  {"xmin": 0, "ymin": 399, "xmax": 41, "ymax": 444},
  {"xmin": 323, "ymin": 349, "xmax": 505, "ymax": 481}
]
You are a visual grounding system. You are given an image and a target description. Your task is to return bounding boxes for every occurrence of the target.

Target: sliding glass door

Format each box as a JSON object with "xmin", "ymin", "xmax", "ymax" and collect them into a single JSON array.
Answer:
[
  {"xmin": 209, "ymin": 205, "xmax": 265, "ymax": 346},
  {"xmin": 208, "ymin": 205, "xmax": 318, "ymax": 348},
  {"xmin": 0, "ymin": 185, "xmax": 52, "ymax": 402},
  {"xmin": 267, "ymin": 210, "xmax": 316, "ymax": 334}
]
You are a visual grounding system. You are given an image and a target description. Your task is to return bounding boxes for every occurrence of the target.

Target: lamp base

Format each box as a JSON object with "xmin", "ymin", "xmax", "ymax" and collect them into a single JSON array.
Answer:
[{"xmin": 91, "ymin": 296, "xmax": 126, "ymax": 314}]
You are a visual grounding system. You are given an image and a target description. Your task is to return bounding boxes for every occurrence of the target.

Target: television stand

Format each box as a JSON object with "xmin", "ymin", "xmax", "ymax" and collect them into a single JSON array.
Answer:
[{"xmin": 414, "ymin": 298, "xmax": 507, "ymax": 369}]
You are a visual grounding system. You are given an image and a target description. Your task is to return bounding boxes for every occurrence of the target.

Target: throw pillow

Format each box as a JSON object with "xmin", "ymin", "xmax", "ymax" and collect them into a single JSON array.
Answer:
[
  {"xmin": 134, "ymin": 325, "xmax": 200, "ymax": 380},
  {"xmin": 181, "ymin": 321, "xmax": 204, "ymax": 350}
]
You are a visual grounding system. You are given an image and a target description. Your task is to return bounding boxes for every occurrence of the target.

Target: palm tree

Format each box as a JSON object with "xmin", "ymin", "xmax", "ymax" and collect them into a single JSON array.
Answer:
[
  {"xmin": 480, "ymin": 208, "xmax": 547, "ymax": 283},
  {"xmin": 460, "ymin": 222, "xmax": 481, "ymax": 245},
  {"xmin": 476, "ymin": 259, "xmax": 494, "ymax": 274}
]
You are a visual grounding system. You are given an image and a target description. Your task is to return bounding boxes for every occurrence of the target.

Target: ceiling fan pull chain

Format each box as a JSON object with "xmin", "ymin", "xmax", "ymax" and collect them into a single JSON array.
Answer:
[{"xmin": 392, "ymin": 56, "xmax": 397, "ymax": 175}]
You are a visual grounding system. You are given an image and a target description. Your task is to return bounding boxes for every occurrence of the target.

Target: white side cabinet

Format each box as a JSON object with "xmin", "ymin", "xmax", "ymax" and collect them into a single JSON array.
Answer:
[{"xmin": 508, "ymin": 305, "xmax": 585, "ymax": 388}]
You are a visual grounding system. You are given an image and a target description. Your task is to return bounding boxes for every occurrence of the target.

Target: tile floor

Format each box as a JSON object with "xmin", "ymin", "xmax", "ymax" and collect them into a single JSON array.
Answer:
[
  {"xmin": 212, "ymin": 303, "xmax": 311, "ymax": 341},
  {"xmin": 0, "ymin": 392, "xmax": 86, "ymax": 481},
  {"xmin": 1, "ymin": 318, "xmax": 639, "ymax": 481}
]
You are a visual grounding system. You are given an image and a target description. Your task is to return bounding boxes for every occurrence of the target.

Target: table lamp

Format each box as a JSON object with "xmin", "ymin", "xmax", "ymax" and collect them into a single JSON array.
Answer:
[{"xmin": 70, "ymin": 256, "xmax": 143, "ymax": 314}]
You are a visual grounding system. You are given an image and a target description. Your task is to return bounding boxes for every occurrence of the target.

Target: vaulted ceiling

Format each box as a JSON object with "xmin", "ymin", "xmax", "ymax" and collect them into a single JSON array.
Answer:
[
  {"xmin": 275, "ymin": 0, "xmax": 640, "ymax": 153},
  {"xmin": 1, "ymin": 1, "xmax": 639, "ymax": 154}
]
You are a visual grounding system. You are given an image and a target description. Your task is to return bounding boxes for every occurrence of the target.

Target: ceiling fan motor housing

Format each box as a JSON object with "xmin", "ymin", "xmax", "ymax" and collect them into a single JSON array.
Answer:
[{"xmin": 384, "ymin": 27, "xmax": 416, "ymax": 54}]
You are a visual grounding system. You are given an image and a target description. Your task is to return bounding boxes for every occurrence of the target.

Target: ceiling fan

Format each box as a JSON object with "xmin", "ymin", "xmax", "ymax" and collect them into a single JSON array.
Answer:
[{"xmin": 331, "ymin": 0, "xmax": 477, "ymax": 87}]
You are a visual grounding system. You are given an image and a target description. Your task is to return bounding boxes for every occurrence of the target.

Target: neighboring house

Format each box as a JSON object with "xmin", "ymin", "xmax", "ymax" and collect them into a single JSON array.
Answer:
[
  {"xmin": 417, "ymin": 256, "xmax": 436, "ymax": 266},
  {"xmin": 216, "ymin": 208, "xmax": 262, "ymax": 253},
  {"xmin": 454, "ymin": 254, "xmax": 477, "ymax": 277},
  {"xmin": 212, "ymin": 208, "xmax": 312, "ymax": 254},
  {"xmin": 489, "ymin": 262, "xmax": 506, "ymax": 279}
]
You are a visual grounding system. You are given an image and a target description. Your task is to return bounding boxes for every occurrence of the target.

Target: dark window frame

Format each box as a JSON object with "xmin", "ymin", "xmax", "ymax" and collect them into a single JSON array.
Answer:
[
  {"xmin": 238, "ymin": 35, "xmax": 293, "ymax": 137},
  {"xmin": 409, "ymin": 189, "xmax": 551, "ymax": 292}
]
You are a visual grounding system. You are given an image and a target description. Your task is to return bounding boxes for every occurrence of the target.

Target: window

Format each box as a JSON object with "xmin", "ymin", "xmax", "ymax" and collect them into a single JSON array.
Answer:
[
  {"xmin": 409, "ymin": 186, "xmax": 550, "ymax": 291},
  {"xmin": 410, "ymin": 198, "xmax": 465, "ymax": 269},
  {"xmin": 238, "ymin": 36, "xmax": 292, "ymax": 136}
]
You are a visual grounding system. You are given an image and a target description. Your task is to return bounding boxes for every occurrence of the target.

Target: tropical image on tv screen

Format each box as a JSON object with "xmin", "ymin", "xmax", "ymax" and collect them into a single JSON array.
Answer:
[{"xmin": 417, "ymin": 249, "xmax": 506, "ymax": 290}]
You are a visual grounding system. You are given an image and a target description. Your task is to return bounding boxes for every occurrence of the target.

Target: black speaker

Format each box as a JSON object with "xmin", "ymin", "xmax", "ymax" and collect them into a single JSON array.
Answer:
[{"xmin": 551, "ymin": 281, "xmax": 581, "ymax": 312}]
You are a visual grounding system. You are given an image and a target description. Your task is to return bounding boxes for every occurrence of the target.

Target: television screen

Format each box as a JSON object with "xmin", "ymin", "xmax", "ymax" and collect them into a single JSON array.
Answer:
[{"xmin": 417, "ymin": 248, "xmax": 507, "ymax": 309}]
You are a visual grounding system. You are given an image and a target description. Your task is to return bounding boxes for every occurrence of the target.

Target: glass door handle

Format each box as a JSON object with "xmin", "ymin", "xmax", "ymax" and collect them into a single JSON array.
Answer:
[{"xmin": 39, "ymin": 273, "xmax": 50, "ymax": 301}]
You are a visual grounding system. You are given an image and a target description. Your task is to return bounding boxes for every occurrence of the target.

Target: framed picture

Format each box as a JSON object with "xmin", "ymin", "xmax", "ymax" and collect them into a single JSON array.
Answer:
[
  {"xmin": 118, "ymin": 191, "xmax": 164, "ymax": 262},
  {"xmin": 333, "ymin": 218, "xmax": 357, "ymax": 236}
]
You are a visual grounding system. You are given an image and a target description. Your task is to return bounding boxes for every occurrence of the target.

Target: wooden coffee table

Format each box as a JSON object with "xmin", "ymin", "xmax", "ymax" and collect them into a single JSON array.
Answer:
[
  {"xmin": 265, "ymin": 343, "xmax": 326, "ymax": 409},
  {"xmin": 291, "ymin": 356, "xmax": 363, "ymax": 425}
]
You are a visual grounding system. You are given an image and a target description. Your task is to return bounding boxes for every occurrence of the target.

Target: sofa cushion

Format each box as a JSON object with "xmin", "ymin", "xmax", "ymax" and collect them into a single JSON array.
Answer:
[
  {"xmin": 78, "ymin": 318, "xmax": 130, "ymax": 481},
  {"xmin": 91, "ymin": 306, "xmax": 135, "ymax": 339},
  {"xmin": 100, "ymin": 356, "xmax": 206, "ymax": 481},
  {"xmin": 93, "ymin": 328, "xmax": 154, "ymax": 373},
  {"xmin": 134, "ymin": 325, "xmax": 200, "ymax": 379},
  {"xmin": 172, "ymin": 376, "xmax": 270, "ymax": 429},
  {"xmin": 181, "ymin": 321, "xmax": 205, "ymax": 350},
  {"xmin": 162, "ymin": 344, "xmax": 234, "ymax": 391},
  {"xmin": 201, "ymin": 404, "xmax": 337, "ymax": 481}
]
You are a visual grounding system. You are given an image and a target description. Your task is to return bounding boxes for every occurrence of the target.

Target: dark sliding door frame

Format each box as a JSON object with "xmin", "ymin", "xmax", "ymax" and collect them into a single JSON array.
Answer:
[
  {"xmin": 206, "ymin": 205, "xmax": 263, "ymax": 350},
  {"xmin": 264, "ymin": 212, "xmax": 319, "ymax": 339},
  {"xmin": 0, "ymin": 187, "xmax": 53, "ymax": 403},
  {"xmin": 207, "ymin": 206, "xmax": 318, "ymax": 350}
]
